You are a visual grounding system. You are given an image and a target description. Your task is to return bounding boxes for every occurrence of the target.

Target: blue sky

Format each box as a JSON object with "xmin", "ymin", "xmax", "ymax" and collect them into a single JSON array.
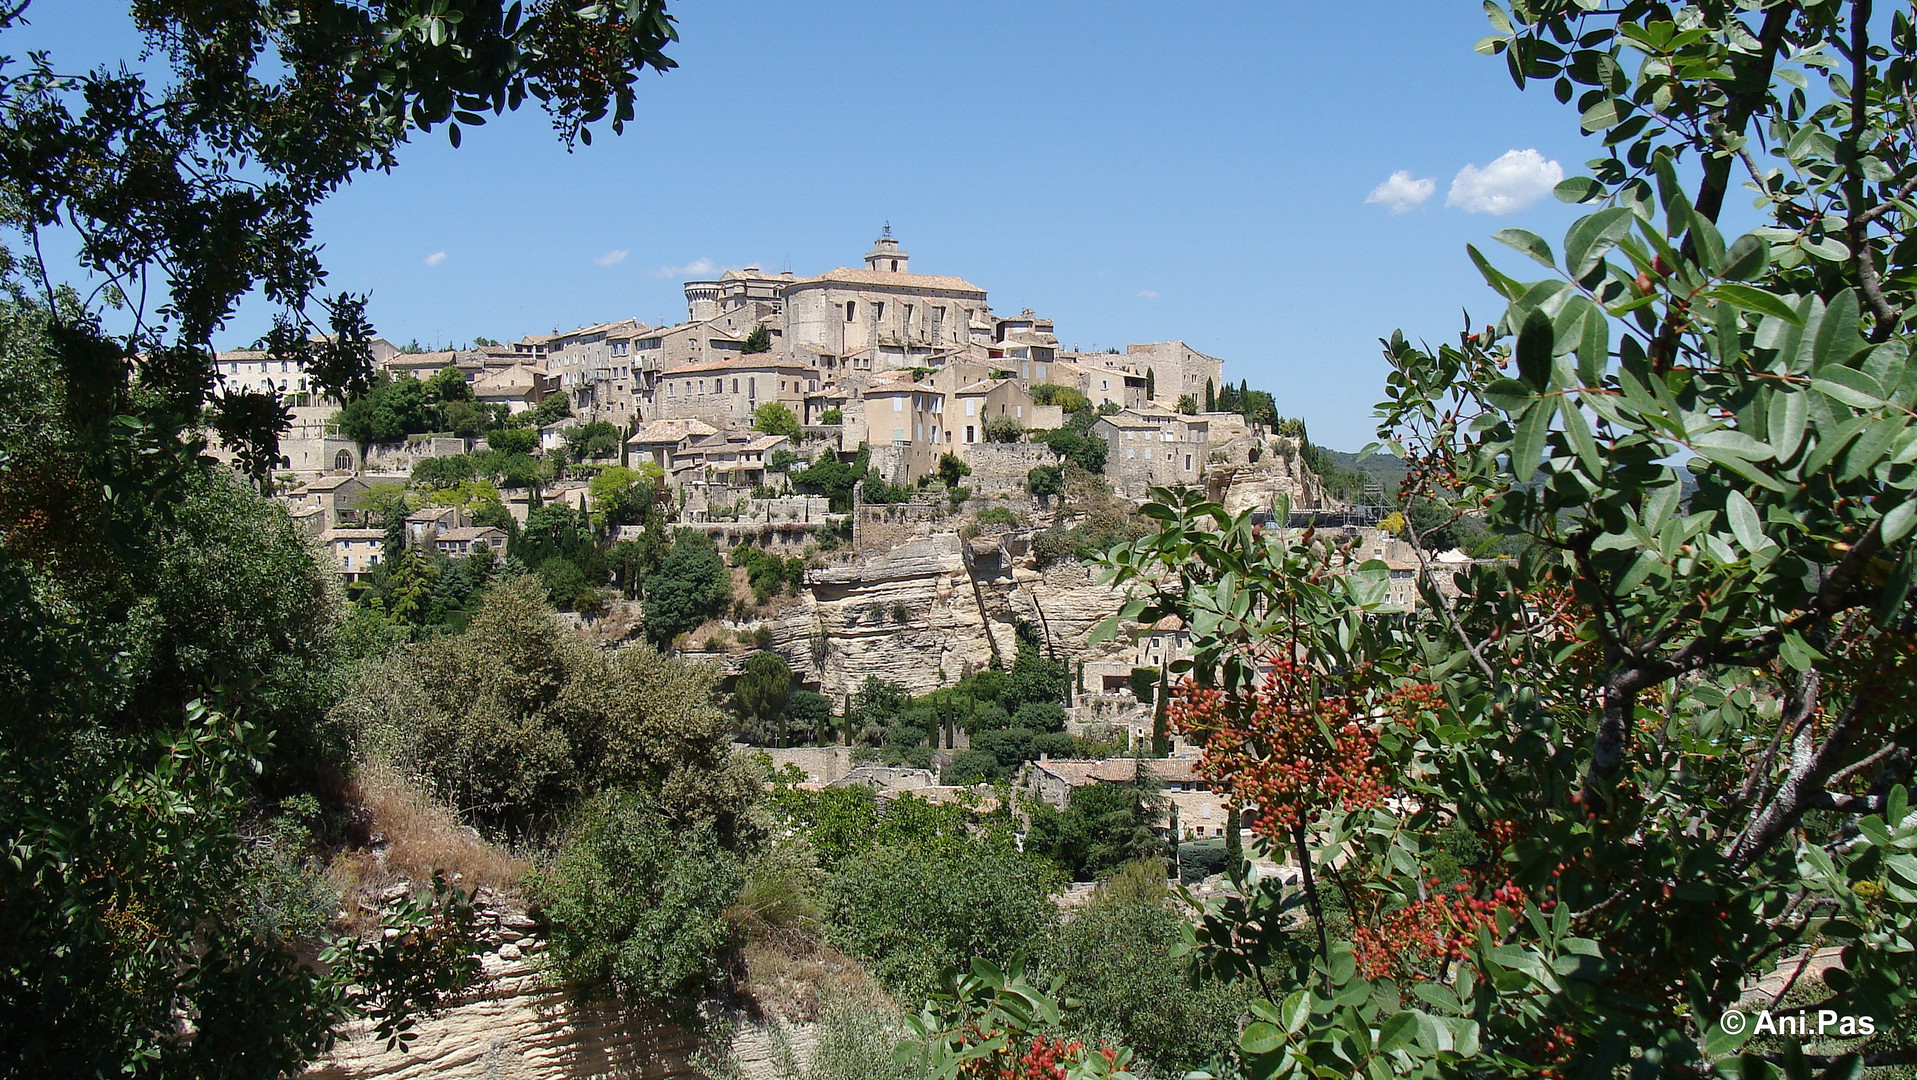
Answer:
[{"xmin": 14, "ymin": 2, "xmax": 1611, "ymax": 450}]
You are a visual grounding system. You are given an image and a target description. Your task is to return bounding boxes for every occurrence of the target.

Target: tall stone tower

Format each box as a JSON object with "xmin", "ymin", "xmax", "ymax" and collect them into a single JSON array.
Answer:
[{"xmin": 864, "ymin": 224, "xmax": 909, "ymax": 274}]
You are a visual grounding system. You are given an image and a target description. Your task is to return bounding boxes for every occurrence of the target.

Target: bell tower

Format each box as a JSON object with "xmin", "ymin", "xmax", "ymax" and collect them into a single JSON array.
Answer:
[{"xmin": 864, "ymin": 223, "xmax": 909, "ymax": 274}]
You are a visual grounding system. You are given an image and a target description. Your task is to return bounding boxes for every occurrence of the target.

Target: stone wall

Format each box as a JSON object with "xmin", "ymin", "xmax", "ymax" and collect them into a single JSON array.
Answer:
[
  {"xmin": 954, "ymin": 442, "xmax": 1060, "ymax": 495},
  {"xmin": 361, "ymin": 436, "xmax": 471, "ymax": 474}
]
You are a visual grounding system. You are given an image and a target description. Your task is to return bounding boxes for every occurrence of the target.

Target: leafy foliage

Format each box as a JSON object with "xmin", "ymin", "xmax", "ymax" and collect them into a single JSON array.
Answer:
[
  {"xmin": 533, "ymin": 791, "xmax": 744, "ymax": 1011},
  {"xmin": 755, "ymin": 402, "xmax": 802, "ymax": 438},
  {"xmin": 337, "ymin": 577, "xmax": 758, "ymax": 839}
]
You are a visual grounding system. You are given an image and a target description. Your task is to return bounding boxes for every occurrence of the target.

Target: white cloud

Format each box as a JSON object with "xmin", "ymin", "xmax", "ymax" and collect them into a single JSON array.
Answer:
[
  {"xmin": 595, "ymin": 249, "xmax": 630, "ymax": 267},
  {"xmin": 651, "ymin": 257, "xmax": 715, "ymax": 279},
  {"xmin": 1137, "ymin": 289, "xmax": 1160, "ymax": 299},
  {"xmin": 1365, "ymin": 170, "xmax": 1436, "ymax": 214},
  {"xmin": 423, "ymin": 251, "xmax": 447, "ymax": 267},
  {"xmin": 1446, "ymin": 149, "xmax": 1563, "ymax": 215}
]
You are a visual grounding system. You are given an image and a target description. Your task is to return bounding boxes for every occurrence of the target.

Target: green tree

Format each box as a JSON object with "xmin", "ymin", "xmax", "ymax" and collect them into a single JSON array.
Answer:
[
  {"xmin": 735, "ymin": 651, "xmax": 794, "ymax": 746},
  {"xmin": 753, "ymin": 401, "xmax": 801, "ymax": 438},
  {"xmin": 642, "ymin": 529, "xmax": 730, "ymax": 647},
  {"xmin": 820, "ymin": 406, "xmax": 844, "ymax": 425},
  {"xmin": 935, "ymin": 451, "xmax": 972, "ymax": 489},
  {"xmin": 1203, "ymin": 378, "xmax": 1215, "ymax": 412},
  {"xmin": 1174, "ymin": 393, "xmax": 1197, "ymax": 415},
  {"xmin": 1036, "ymin": 427, "xmax": 1107, "ymax": 474},
  {"xmin": 533, "ymin": 791, "xmax": 745, "ymax": 1012},
  {"xmin": 1036, "ymin": 860, "xmax": 1248, "ymax": 1076},
  {"xmin": 1025, "ymin": 463, "xmax": 1065, "ymax": 502},
  {"xmin": 741, "ymin": 324, "xmax": 773, "ymax": 354},
  {"xmin": 1144, "ymin": 367, "xmax": 1156, "ymax": 401},
  {"xmin": 823, "ymin": 835, "xmax": 1058, "ymax": 1003},
  {"xmin": 1083, "ymin": 5, "xmax": 1917, "ymax": 1074},
  {"xmin": 487, "ymin": 427, "xmax": 538, "ymax": 456}
]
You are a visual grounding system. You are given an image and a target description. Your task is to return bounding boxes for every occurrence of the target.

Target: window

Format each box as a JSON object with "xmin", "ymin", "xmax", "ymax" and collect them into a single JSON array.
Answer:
[
  {"xmin": 732, "ymin": 379, "xmax": 740, "ymax": 393},
  {"xmin": 1186, "ymin": 455, "xmax": 1193, "ymax": 470},
  {"xmin": 889, "ymin": 259, "xmax": 898, "ymax": 271},
  {"xmin": 966, "ymin": 425, "xmax": 975, "ymax": 443},
  {"xmin": 748, "ymin": 377, "xmax": 756, "ymax": 398},
  {"xmin": 1036, "ymin": 364, "xmax": 1046, "ymax": 379},
  {"xmin": 965, "ymin": 399, "xmax": 976, "ymax": 416},
  {"xmin": 1101, "ymin": 380, "xmax": 1110, "ymax": 390},
  {"xmin": 904, "ymin": 303, "xmax": 914, "ymax": 324},
  {"xmin": 893, "ymin": 397, "xmax": 903, "ymax": 412},
  {"xmin": 846, "ymin": 302, "xmax": 855, "ymax": 321},
  {"xmin": 875, "ymin": 302, "xmax": 885, "ymax": 320},
  {"xmin": 893, "ymin": 428, "xmax": 905, "ymax": 442},
  {"xmin": 1127, "ymin": 448, "xmax": 1135, "ymax": 459}
]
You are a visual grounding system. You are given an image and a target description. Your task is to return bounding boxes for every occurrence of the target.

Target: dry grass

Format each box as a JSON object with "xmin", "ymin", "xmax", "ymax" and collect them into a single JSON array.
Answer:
[
  {"xmin": 739, "ymin": 932, "xmax": 874, "ymax": 1024},
  {"xmin": 326, "ymin": 764, "xmax": 531, "ymax": 930}
]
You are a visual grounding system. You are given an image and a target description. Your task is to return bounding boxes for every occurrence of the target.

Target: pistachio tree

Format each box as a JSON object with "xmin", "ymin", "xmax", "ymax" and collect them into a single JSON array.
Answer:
[{"xmin": 1081, "ymin": 1, "xmax": 1917, "ymax": 1076}]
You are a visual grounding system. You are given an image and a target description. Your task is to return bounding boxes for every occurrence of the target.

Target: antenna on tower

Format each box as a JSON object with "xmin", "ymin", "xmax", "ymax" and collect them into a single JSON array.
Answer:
[{"xmin": 882, "ymin": 221, "xmax": 892, "ymax": 239}]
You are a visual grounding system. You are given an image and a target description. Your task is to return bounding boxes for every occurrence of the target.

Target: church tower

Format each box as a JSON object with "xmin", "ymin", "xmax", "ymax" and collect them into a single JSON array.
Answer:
[{"xmin": 864, "ymin": 223, "xmax": 909, "ymax": 274}]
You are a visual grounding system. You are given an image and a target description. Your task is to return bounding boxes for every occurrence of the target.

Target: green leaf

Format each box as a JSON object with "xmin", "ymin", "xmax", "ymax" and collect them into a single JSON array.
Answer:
[
  {"xmin": 1885, "ymin": 501, "xmax": 1917, "ymax": 546},
  {"xmin": 1282, "ymin": 989, "xmax": 1311, "ymax": 1033},
  {"xmin": 1722, "ymin": 234, "xmax": 1769, "ymax": 280},
  {"xmin": 1510, "ymin": 398, "xmax": 1554, "ymax": 479},
  {"xmin": 1555, "ymin": 176, "xmax": 1605, "ymax": 204},
  {"xmin": 1564, "ymin": 207, "xmax": 1637, "ymax": 278},
  {"xmin": 1242, "ymin": 1021, "xmax": 1286, "ymax": 1055},
  {"xmin": 1690, "ymin": 429, "xmax": 1773, "ymax": 461},
  {"xmin": 1377, "ymin": 1011, "xmax": 1419, "ymax": 1053},
  {"xmin": 1708, "ymin": 284, "xmax": 1804, "ymax": 326},
  {"xmin": 1516, "ymin": 308, "xmax": 1554, "ymax": 390},
  {"xmin": 1725, "ymin": 490, "xmax": 1765, "ymax": 552},
  {"xmin": 1811, "ymin": 367, "xmax": 1888, "ymax": 409},
  {"xmin": 1812, "ymin": 288, "xmax": 1864, "ymax": 367},
  {"xmin": 1580, "ymin": 96, "xmax": 1628, "ymax": 132},
  {"xmin": 1768, "ymin": 391, "xmax": 1808, "ymax": 462},
  {"xmin": 1482, "ymin": 0, "xmax": 1513, "ymax": 33},
  {"xmin": 1494, "ymin": 228, "xmax": 1555, "ymax": 269},
  {"xmin": 1466, "ymin": 244, "xmax": 1525, "ymax": 301}
]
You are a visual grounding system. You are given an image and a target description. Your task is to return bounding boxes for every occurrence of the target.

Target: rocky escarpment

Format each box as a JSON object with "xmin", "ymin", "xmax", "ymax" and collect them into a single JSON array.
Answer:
[
  {"xmin": 307, "ymin": 888, "xmax": 710, "ymax": 1080},
  {"xmin": 750, "ymin": 532, "xmax": 1142, "ymax": 701}
]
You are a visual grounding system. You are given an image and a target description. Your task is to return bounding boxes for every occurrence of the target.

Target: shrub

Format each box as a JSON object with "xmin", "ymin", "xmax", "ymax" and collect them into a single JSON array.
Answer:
[
  {"xmin": 534, "ymin": 792, "xmax": 745, "ymax": 1010},
  {"xmin": 823, "ymin": 840, "xmax": 1058, "ymax": 1002},
  {"xmin": 941, "ymin": 749, "xmax": 1003, "ymax": 785},
  {"xmin": 819, "ymin": 407, "xmax": 843, "ymax": 425},
  {"xmin": 981, "ymin": 415, "xmax": 1023, "ymax": 443},
  {"xmin": 974, "ymin": 506, "xmax": 1019, "ymax": 528},
  {"xmin": 1025, "ymin": 464, "xmax": 1064, "ymax": 500},
  {"xmin": 1013, "ymin": 701, "xmax": 1066, "ymax": 732},
  {"xmin": 537, "ymin": 556, "xmax": 588, "ymax": 610},
  {"xmin": 754, "ymin": 402, "xmax": 801, "ymax": 438},
  {"xmin": 487, "ymin": 427, "xmax": 538, "ymax": 455},
  {"xmin": 643, "ymin": 530, "xmax": 730, "ymax": 647}
]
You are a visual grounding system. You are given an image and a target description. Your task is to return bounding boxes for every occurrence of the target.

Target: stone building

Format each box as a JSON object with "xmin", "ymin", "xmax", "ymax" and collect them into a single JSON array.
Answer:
[
  {"xmin": 318, "ymin": 527, "xmax": 385, "ymax": 582},
  {"xmin": 1092, "ymin": 407, "xmax": 1210, "ymax": 497},
  {"xmin": 284, "ymin": 473, "xmax": 369, "ymax": 530},
  {"xmin": 215, "ymin": 336, "xmax": 399, "ymax": 406},
  {"xmin": 780, "ymin": 231, "xmax": 992, "ymax": 376},
  {"xmin": 952, "ymin": 378, "xmax": 1037, "ymax": 446},
  {"xmin": 1125, "ymin": 341, "xmax": 1225, "ymax": 409},
  {"xmin": 543, "ymin": 319, "xmax": 650, "ymax": 416},
  {"xmin": 652, "ymin": 355, "xmax": 818, "ymax": 427},
  {"xmin": 624, "ymin": 418, "xmax": 720, "ymax": 475}
]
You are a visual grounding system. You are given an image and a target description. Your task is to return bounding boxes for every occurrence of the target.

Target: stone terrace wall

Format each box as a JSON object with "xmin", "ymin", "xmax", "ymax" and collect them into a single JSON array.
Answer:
[{"xmin": 955, "ymin": 442, "xmax": 1060, "ymax": 494}]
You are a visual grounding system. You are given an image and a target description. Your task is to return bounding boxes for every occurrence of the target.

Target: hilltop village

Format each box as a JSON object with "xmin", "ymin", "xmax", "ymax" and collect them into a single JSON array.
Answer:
[{"xmin": 222, "ymin": 231, "xmax": 1438, "ymax": 817}]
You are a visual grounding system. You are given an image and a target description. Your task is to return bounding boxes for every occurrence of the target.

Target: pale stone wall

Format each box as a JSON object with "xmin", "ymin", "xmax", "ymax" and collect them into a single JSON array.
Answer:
[
  {"xmin": 361, "ymin": 436, "xmax": 469, "ymax": 473},
  {"xmin": 954, "ymin": 442, "xmax": 1061, "ymax": 495}
]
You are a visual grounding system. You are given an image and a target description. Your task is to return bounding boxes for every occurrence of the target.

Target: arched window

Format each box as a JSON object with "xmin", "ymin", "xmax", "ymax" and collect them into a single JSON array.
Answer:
[{"xmin": 333, "ymin": 449, "xmax": 352, "ymax": 471}]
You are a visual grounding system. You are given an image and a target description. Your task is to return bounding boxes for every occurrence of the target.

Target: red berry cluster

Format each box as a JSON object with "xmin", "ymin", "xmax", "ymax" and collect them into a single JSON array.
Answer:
[
  {"xmin": 957, "ymin": 1029, "xmax": 1115, "ymax": 1080},
  {"xmin": 1166, "ymin": 660, "xmax": 1437, "ymax": 838},
  {"xmin": 1350, "ymin": 878, "xmax": 1528, "ymax": 981}
]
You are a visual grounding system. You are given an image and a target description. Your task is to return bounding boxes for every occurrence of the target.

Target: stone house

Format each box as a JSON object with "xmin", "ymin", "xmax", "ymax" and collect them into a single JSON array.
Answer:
[
  {"xmin": 543, "ymin": 319, "xmax": 650, "ymax": 417},
  {"xmin": 858, "ymin": 375, "xmax": 948, "ymax": 484},
  {"xmin": 651, "ymin": 355, "xmax": 817, "ymax": 428},
  {"xmin": 405, "ymin": 504, "xmax": 465, "ymax": 548},
  {"xmin": 285, "ymin": 473, "xmax": 369, "ymax": 530},
  {"xmin": 623, "ymin": 417, "xmax": 720, "ymax": 475},
  {"xmin": 669, "ymin": 432, "xmax": 791, "ymax": 488},
  {"xmin": 952, "ymin": 378, "xmax": 1037, "ymax": 446},
  {"xmin": 1051, "ymin": 355, "xmax": 1148, "ymax": 409},
  {"xmin": 1092, "ymin": 408, "xmax": 1208, "ymax": 497},
  {"xmin": 472, "ymin": 363, "xmax": 550, "ymax": 414},
  {"xmin": 318, "ymin": 527, "xmax": 386, "ymax": 582},
  {"xmin": 215, "ymin": 336, "xmax": 398, "ymax": 407},
  {"xmin": 1022, "ymin": 756, "xmax": 1243, "ymax": 841},
  {"xmin": 433, "ymin": 526, "xmax": 507, "ymax": 557}
]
